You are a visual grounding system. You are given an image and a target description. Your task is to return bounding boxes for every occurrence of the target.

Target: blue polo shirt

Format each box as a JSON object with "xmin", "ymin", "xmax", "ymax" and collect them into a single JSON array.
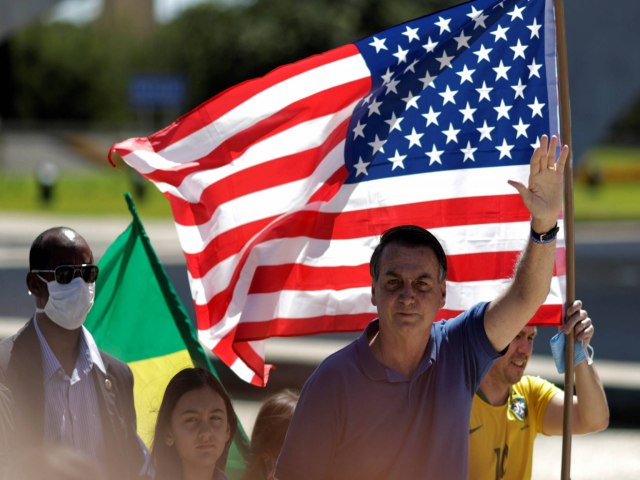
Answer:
[{"xmin": 276, "ymin": 302, "xmax": 500, "ymax": 480}]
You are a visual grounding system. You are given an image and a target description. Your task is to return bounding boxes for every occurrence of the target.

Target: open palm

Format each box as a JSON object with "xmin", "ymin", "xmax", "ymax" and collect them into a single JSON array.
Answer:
[{"xmin": 508, "ymin": 135, "xmax": 569, "ymax": 227}]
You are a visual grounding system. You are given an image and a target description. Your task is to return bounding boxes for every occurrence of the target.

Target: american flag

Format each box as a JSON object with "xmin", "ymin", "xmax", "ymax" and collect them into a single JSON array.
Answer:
[{"xmin": 110, "ymin": 0, "xmax": 566, "ymax": 386}]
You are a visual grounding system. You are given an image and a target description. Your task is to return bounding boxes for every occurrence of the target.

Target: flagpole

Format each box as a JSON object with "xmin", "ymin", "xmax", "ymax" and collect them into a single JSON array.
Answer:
[{"xmin": 553, "ymin": 0, "xmax": 576, "ymax": 478}]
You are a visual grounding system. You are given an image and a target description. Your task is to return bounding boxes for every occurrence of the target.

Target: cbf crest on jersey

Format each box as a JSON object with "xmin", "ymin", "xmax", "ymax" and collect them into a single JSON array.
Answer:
[{"xmin": 509, "ymin": 394, "xmax": 528, "ymax": 422}]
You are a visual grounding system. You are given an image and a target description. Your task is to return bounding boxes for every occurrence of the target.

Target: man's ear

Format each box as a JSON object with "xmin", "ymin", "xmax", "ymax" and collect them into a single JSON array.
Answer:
[
  {"xmin": 439, "ymin": 281, "xmax": 446, "ymax": 309},
  {"xmin": 371, "ymin": 285, "xmax": 377, "ymax": 307},
  {"xmin": 26, "ymin": 272, "xmax": 47, "ymax": 298}
]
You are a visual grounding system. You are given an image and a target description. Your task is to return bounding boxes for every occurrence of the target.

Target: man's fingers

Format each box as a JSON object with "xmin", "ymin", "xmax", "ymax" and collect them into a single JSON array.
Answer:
[
  {"xmin": 530, "ymin": 135, "xmax": 548, "ymax": 174},
  {"xmin": 556, "ymin": 144, "xmax": 570, "ymax": 173},
  {"xmin": 565, "ymin": 299, "xmax": 583, "ymax": 317},
  {"xmin": 546, "ymin": 135, "xmax": 558, "ymax": 169},
  {"xmin": 563, "ymin": 307, "xmax": 588, "ymax": 334},
  {"xmin": 507, "ymin": 179, "xmax": 528, "ymax": 199}
]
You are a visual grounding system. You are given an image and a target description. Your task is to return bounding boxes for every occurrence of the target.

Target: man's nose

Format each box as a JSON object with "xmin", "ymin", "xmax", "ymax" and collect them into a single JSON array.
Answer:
[{"xmin": 398, "ymin": 283, "xmax": 415, "ymax": 302}]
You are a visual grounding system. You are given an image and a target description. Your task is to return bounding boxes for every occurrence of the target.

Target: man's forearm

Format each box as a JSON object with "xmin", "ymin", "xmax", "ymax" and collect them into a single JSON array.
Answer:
[
  {"xmin": 573, "ymin": 360, "xmax": 609, "ymax": 434},
  {"xmin": 484, "ymin": 226, "xmax": 557, "ymax": 351}
]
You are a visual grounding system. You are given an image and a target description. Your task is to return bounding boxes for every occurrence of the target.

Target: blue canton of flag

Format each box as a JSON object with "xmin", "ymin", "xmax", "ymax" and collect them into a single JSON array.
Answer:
[{"xmin": 346, "ymin": 0, "xmax": 559, "ymax": 183}]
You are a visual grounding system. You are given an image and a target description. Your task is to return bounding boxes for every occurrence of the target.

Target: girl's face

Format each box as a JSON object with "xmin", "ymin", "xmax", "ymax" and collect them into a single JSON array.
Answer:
[{"xmin": 167, "ymin": 386, "xmax": 231, "ymax": 472}]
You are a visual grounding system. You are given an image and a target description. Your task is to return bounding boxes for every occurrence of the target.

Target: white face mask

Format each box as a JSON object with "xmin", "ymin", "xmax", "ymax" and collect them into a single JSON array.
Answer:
[{"xmin": 36, "ymin": 276, "xmax": 95, "ymax": 330}]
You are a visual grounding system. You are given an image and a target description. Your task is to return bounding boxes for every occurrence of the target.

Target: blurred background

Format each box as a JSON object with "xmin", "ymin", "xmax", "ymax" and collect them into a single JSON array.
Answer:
[{"xmin": 1, "ymin": 0, "xmax": 639, "ymax": 477}]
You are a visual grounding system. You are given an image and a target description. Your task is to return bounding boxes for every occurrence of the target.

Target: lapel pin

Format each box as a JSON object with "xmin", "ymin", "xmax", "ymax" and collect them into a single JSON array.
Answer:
[{"xmin": 105, "ymin": 378, "xmax": 112, "ymax": 391}]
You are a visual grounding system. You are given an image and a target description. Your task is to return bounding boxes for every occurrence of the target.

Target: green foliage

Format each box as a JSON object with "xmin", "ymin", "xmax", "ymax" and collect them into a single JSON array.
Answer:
[
  {"xmin": 0, "ymin": 171, "xmax": 172, "ymax": 218},
  {"xmin": 11, "ymin": 22, "xmax": 118, "ymax": 122},
  {"xmin": 573, "ymin": 183, "xmax": 640, "ymax": 221},
  {"xmin": 154, "ymin": 0, "xmax": 458, "ymax": 109}
]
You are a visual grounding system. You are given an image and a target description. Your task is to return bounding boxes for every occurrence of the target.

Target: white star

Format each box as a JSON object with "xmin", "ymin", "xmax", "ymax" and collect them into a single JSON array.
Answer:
[
  {"xmin": 422, "ymin": 106, "xmax": 441, "ymax": 126},
  {"xmin": 435, "ymin": 16, "xmax": 451, "ymax": 34},
  {"xmin": 493, "ymin": 60, "xmax": 511, "ymax": 81},
  {"xmin": 422, "ymin": 36, "xmax": 438, "ymax": 53},
  {"xmin": 380, "ymin": 68, "xmax": 394, "ymax": 84},
  {"xmin": 456, "ymin": 64, "xmax": 476, "ymax": 84},
  {"xmin": 436, "ymin": 50, "xmax": 455, "ymax": 70},
  {"xmin": 385, "ymin": 77, "xmax": 401, "ymax": 95},
  {"xmin": 419, "ymin": 69, "xmax": 437, "ymax": 89},
  {"xmin": 368, "ymin": 134, "xmax": 387, "ymax": 154},
  {"xmin": 496, "ymin": 138, "xmax": 514, "ymax": 159},
  {"xmin": 405, "ymin": 128, "xmax": 424, "ymax": 148},
  {"xmin": 369, "ymin": 36, "xmax": 388, "ymax": 53},
  {"xmin": 353, "ymin": 156, "xmax": 370, "ymax": 176},
  {"xmin": 352, "ymin": 119, "xmax": 366, "ymax": 139},
  {"xmin": 530, "ymin": 136, "xmax": 542, "ymax": 149},
  {"xmin": 510, "ymin": 39, "xmax": 528, "ymax": 60},
  {"xmin": 367, "ymin": 98, "xmax": 383, "ymax": 116},
  {"xmin": 388, "ymin": 149, "xmax": 407, "ymax": 170},
  {"xmin": 494, "ymin": 99, "xmax": 513, "ymax": 120},
  {"xmin": 402, "ymin": 91, "xmax": 421, "ymax": 110},
  {"xmin": 528, "ymin": 59, "xmax": 542, "ymax": 78},
  {"xmin": 460, "ymin": 141, "xmax": 478, "ymax": 162},
  {"xmin": 459, "ymin": 102, "xmax": 477, "ymax": 123},
  {"xmin": 385, "ymin": 112, "xmax": 404, "ymax": 132},
  {"xmin": 513, "ymin": 117, "xmax": 530, "ymax": 138},
  {"xmin": 476, "ymin": 81, "xmax": 493, "ymax": 102},
  {"xmin": 426, "ymin": 144, "xmax": 444, "ymax": 165},
  {"xmin": 442, "ymin": 123, "xmax": 461, "ymax": 144},
  {"xmin": 528, "ymin": 18, "xmax": 542, "ymax": 39},
  {"xmin": 467, "ymin": 6, "xmax": 488, "ymax": 29},
  {"xmin": 528, "ymin": 97, "xmax": 545, "ymax": 117},
  {"xmin": 439, "ymin": 85, "xmax": 458, "ymax": 105},
  {"xmin": 511, "ymin": 78, "xmax": 527, "ymax": 99},
  {"xmin": 454, "ymin": 30, "xmax": 471, "ymax": 50},
  {"xmin": 473, "ymin": 44, "xmax": 493, "ymax": 63},
  {"xmin": 507, "ymin": 5, "xmax": 526, "ymax": 21},
  {"xmin": 402, "ymin": 26, "xmax": 420, "ymax": 42},
  {"xmin": 490, "ymin": 24, "xmax": 510, "ymax": 42},
  {"xmin": 404, "ymin": 59, "xmax": 420, "ymax": 74},
  {"xmin": 477, "ymin": 120, "xmax": 495, "ymax": 141},
  {"xmin": 467, "ymin": 6, "xmax": 483, "ymax": 21},
  {"xmin": 393, "ymin": 45, "xmax": 409, "ymax": 64}
]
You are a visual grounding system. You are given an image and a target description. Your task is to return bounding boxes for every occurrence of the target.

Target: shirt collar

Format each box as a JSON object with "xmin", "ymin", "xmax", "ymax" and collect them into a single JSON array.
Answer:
[
  {"xmin": 356, "ymin": 319, "xmax": 436, "ymax": 383},
  {"xmin": 33, "ymin": 318, "xmax": 106, "ymax": 381}
]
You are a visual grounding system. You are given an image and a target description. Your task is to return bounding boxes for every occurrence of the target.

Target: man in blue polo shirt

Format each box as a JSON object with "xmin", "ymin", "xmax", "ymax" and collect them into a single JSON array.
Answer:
[{"xmin": 275, "ymin": 135, "xmax": 569, "ymax": 479}]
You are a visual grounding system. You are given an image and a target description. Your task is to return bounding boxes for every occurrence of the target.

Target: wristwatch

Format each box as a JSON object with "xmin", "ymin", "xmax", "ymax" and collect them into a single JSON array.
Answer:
[{"xmin": 530, "ymin": 223, "xmax": 559, "ymax": 244}]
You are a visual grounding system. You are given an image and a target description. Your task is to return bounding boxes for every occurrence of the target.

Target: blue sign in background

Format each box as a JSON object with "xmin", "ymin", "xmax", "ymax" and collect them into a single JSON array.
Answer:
[{"xmin": 128, "ymin": 73, "xmax": 187, "ymax": 108}]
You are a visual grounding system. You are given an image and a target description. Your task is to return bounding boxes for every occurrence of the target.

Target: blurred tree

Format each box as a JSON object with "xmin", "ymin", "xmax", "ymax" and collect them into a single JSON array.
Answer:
[
  {"xmin": 154, "ymin": 0, "xmax": 458, "ymax": 110},
  {"xmin": 8, "ymin": 20, "xmax": 148, "ymax": 124}
]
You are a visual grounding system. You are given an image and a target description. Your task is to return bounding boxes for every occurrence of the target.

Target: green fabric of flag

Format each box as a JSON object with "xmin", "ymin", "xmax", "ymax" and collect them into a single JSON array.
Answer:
[{"xmin": 85, "ymin": 193, "xmax": 248, "ymax": 478}]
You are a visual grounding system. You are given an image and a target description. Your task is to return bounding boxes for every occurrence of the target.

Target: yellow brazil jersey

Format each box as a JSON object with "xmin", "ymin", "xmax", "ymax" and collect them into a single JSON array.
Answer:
[{"xmin": 468, "ymin": 375, "xmax": 561, "ymax": 480}]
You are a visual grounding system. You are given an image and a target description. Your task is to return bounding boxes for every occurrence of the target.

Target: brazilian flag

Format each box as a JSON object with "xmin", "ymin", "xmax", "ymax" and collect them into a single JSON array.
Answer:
[{"xmin": 85, "ymin": 193, "xmax": 248, "ymax": 478}]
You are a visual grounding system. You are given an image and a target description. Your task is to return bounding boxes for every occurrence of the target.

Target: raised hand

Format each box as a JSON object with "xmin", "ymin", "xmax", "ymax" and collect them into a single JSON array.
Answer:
[{"xmin": 508, "ymin": 135, "xmax": 569, "ymax": 232}]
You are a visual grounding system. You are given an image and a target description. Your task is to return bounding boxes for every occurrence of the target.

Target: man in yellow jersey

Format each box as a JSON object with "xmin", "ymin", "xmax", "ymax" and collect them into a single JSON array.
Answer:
[{"xmin": 468, "ymin": 300, "xmax": 609, "ymax": 479}]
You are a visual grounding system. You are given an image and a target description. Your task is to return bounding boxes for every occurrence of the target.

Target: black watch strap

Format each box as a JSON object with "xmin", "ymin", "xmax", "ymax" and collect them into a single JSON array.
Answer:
[{"xmin": 531, "ymin": 223, "xmax": 559, "ymax": 244}]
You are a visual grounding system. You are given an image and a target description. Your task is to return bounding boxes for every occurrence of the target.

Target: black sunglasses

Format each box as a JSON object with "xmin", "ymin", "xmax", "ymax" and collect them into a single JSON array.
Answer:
[{"xmin": 32, "ymin": 264, "xmax": 100, "ymax": 284}]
